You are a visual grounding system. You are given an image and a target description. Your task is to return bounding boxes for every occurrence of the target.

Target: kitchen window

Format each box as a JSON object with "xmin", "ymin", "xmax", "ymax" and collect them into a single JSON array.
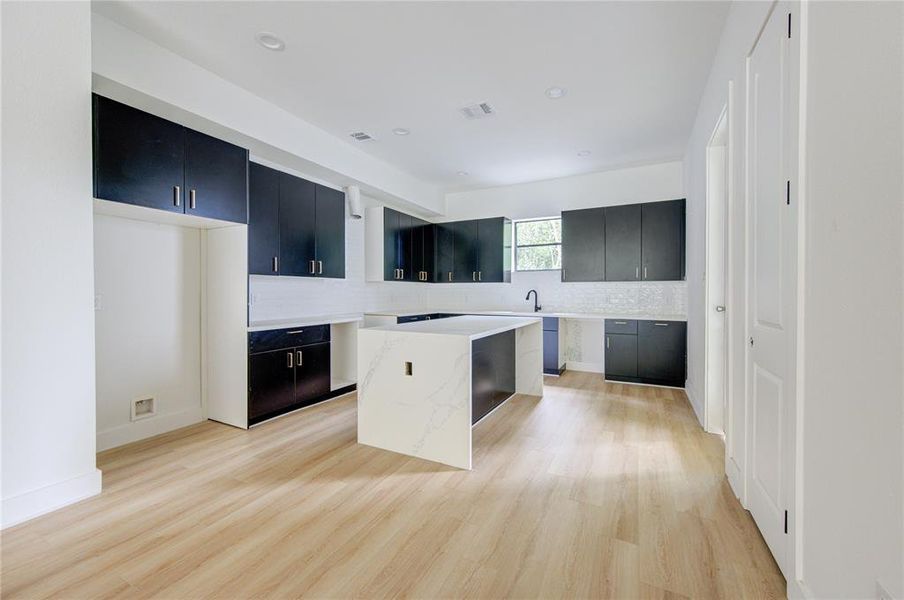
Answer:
[{"xmin": 514, "ymin": 217, "xmax": 562, "ymax": 271}]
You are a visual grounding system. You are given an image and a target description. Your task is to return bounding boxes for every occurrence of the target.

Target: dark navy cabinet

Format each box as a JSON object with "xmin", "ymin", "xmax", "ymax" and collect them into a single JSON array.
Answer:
[
  {"xmin": 452, "ymin": 220, "xmax": 479, "ymax": 282},
  {"xmin": 605, "ymin": 204, "xmax": 642, "ymax": 281},
  {"xmin": 248, "ymin": 163, "xmax": 345, "ymax": 278},
  {"xmin": 561, "ymin": 208, "xmax": 605, "ymax": 282},
  {"xmin": 542, "ymin": 317, "xmax": 565, "ymax": 375},
  {"xmin": 93, "ymin": 94, "xmax": 248, "ymax": 224},
  {"xmin": 434, "ymin": 224, "xmax": 455, "ymax": 283},
  {"xmin": 641, "ymin": 200, "xmax": 686, "ymax": 281},
  {"xmin": 605, "ymin": 319, "xmax": 686, "ymax": 387},
  {"xmin": 471, "ymin": 330, "xmax": 516, "ymax": 424}
]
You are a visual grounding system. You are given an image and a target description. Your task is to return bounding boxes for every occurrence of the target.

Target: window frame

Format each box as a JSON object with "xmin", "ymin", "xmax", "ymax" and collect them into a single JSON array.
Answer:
[{"xmin": 513, "ymin": 216, "xmax": 563, "ymax": 272}]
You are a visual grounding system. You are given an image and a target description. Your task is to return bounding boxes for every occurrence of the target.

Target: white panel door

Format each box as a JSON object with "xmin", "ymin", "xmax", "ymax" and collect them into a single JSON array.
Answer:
[{"xmin": 746, "ymin": 3, "xmax": 797, "ymax": 578}]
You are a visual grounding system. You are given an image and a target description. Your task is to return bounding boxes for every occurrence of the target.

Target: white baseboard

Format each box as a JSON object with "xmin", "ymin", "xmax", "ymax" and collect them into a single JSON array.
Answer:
[
  {"xmin": 684, "ymin": 383, "xmax": 705, "ymax": 426},
  {"xmin": 787, "ymin": 578, "xmax": 813, "ymax": 599},
  {"xmin": 97, "ymin": 406, "xmax": 205, "ymax": 451},
  {"xmin": 1, "ymin": 468, "xmax": 102, "ymax": 529},
  {"xmin": 565, "ymin": 361, "xmax": 604, "ymax": 374}
]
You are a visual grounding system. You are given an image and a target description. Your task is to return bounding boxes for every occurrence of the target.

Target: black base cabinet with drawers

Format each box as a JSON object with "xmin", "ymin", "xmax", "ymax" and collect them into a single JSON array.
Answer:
[
  {"xmin": 471, "ymin": 330, "xmax": 516, "ymax": 424},
  {"xmin": 604, "ymin": 319, "xmax": 686, "ymax": 387},
  {"xmin": 248, "ymin": 325, "xmax": 351, "ymax": 425}
]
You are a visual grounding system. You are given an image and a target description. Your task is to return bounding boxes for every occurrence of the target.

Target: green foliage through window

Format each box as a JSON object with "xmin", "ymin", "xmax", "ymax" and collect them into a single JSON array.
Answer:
[{"xmin": 515, "ymin": 218, "xmax": 561, "ymax": 271}]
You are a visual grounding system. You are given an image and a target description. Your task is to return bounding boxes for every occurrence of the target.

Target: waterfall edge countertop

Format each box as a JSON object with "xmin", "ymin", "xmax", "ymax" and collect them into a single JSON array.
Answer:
[
  {"xmin": 365, "ymin": 315, "xmax": 541, "ymax": 340},
  {"xmin": 364, "ymin": 309, "xmax": 687, "ymax": 322}
]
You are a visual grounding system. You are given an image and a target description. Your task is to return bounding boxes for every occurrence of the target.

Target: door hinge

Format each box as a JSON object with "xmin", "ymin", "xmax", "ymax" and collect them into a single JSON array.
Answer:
[
  {"xmin": 786, "ymin": 180, "xmax": 791, "ymax": 205},
  {"xmin": 784, "ymin": 510, "xmax": 789, "ymax": 534},
  {"xmin": 787, "ymin": 12, "xmax": 792, "ymax": 38}
]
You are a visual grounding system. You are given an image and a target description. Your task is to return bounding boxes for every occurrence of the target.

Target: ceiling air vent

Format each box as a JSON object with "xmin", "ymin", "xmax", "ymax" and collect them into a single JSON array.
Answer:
[
  {"xmin": 349, "ymin": 131, "xmax": 375, "ymax": 142},
  {"xmin": 459, "ymin": 102, "xmax": 495, "ymax": 120}
]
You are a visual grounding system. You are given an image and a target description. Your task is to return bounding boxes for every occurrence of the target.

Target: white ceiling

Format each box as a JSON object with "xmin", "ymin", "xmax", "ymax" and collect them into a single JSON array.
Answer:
[{"xmin": 92, "ymin": 1, "xmax": 728, "ymax": 192}]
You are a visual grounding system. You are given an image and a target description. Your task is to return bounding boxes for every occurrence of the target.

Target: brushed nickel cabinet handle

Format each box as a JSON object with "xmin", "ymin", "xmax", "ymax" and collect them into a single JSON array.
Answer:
[
  {"xmin": 272, "ymin": 256, "xmax": 278, "ymax": 272},
  {"xmin": 400, "ymin": 268, "xmax": 404, "ymax": 279},
  {"xmin": 644, "ymin": 267, "xmax": 648, "ymax": 279},
  {"xmin": 318, "ymin": 261, "xmax": 323, "ymax": 275},
  {"xmin": 448, "ymin": 272, "xmax": 453, "ymax": 282},
  {"xmin": 607, "ymin": 337, "xmax": 610, "ymax": 349},
  {"xmin": 478, "ymin": 271, "xmax": 482, "ymax": 281},
  {"xmin": 654, "ymin": 322, "xmax": 669, "ymax": 327},
  {"xmin": 296, "ymin": 350, "xmax": 303, "ymax": 366},
  {"xmin": 287, "ymin": 351, "xmax": 294, "ymax": 368},
  {"xmin": 189, "ymin": 189, "xmax": 196, "ymax": 209},
  {"xmin": 286, "ymin": 330, "xmax": 305, "ymax": 335},
  {"xmin": 310, "ymin": 260, "xmax": 316, "ymax": 274},
  {"xmin": 635, "ymin": 266, "xmax": 639, "ymax": 279},
  {"xmin": 615, "ymin": 321, "xmax": 627, "ymax": 325},
  {"xmin": 173, "ymin": 185, "xmax": 181, "ymax": 207}
]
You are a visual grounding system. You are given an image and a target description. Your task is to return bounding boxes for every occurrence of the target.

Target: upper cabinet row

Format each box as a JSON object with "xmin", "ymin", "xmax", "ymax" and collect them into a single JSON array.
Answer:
[
  {"xmin": 367, "ymin": 207, "xmax": 512, "ymax": 283},
  {"xmin": 92, "ymin": 94, "xmax": 248, "ymax": 224},
  {"xmin": 248, "ymin": 163, "xmax": 345, "ymax": 278},
  {"xmin": 561, "ymin": 199, "xmax": 685, "ymax": 282}
]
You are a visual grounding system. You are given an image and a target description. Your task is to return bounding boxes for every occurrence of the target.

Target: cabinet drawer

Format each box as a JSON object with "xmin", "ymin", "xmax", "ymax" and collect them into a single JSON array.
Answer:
[
  {"xmin": 637, "ymin": 320, "xmax": 685, "ymax": 335},
  {"xmin": 249, "ymin": 324, "xmax": 330, "ymax": 353},
  {"xmin": 542, "ymin": 317, "xmax": 559, "ymax": 332},
  {"xmin": 605, "ymin": 319, "xmax": 637, "ymax": 334}
]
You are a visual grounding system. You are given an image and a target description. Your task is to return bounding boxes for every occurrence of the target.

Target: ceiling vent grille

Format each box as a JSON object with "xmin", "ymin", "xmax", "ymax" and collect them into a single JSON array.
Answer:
[
  {"xmin": 349, "ymin": 131, "xmax": 375, "ymax": 142},
  {"xmin": 459, "ymin": 102, "xmax": 495, "ymax": 120}
]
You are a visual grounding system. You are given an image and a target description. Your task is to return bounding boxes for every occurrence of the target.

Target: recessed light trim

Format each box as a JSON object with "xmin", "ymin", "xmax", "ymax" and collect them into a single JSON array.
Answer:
[
  {"xmin": 255, "ymin": 32, "xmax": 285, "ymax": 51},
  {"xmin": 577, "ymin": 150, "xmax": 592, "ymax": 157},
  {"xmin": 545, "ymin": 87, "xmax": 567, "ymax": 99},
  {"xmin": 392, "ymin": 128, "xmax": 410, "ymax": 136},
  {"xmin": 457, "ymin": 171, "xmax": 469, "ymax": 176}
]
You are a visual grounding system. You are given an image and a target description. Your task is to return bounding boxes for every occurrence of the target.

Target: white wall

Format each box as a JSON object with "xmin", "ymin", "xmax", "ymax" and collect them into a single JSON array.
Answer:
[
  {"xmin": 1, "ymin": 1, "xmax": 101, "ymax": 527},
  {"xmin": 798, "ymin": 2, "xmax": 903, "ymax": 597},
  {"xmin": 251, "ymin": 160, "xmax": 687, "ymax": 371},
  {"xmin": 685, "ymin": 1, "xmax": 904, "ymax": 597},
  {"xmin": 93, "ymin": 215, "xmax": 203, "ymax": 451}
]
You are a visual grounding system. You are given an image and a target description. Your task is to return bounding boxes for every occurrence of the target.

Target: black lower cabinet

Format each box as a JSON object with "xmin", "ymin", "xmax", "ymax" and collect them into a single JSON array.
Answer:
[
  {"xmin": 605, "ymin": 319, "xmax": 686, "ymax": 387},
  {"xmin": 542, "ymin": 317, "xmax": 564, "ymax": 375},
  {"xmin": 295, "ymin": 342, "xmax": 331, "ymax": 402},
  {"xmin": 471, "ymin": 330, "xmax": 516, "ymax": 424},
  {"xmin": 248, "ymin": 349, "xmax": 296, "ymax": 422}
]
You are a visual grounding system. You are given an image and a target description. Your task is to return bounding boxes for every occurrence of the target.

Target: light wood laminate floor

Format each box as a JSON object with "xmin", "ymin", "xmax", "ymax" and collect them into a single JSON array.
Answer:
[{"xmin": 1, "ymin": 372, "xmax": 785, "ymax": 599}]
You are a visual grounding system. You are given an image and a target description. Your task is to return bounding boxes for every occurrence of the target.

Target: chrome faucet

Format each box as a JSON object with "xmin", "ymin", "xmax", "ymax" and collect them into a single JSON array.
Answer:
[{"xmin": 525, "ymin": 289, "xmax": 541, "ymax": 312}]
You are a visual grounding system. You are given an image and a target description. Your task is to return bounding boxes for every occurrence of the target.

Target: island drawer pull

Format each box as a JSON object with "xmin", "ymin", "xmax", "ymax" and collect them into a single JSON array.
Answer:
[
  {"xmin": 615, "ymin": 321, "xmax": 627, "ymax": 325},
  {"xmin": 654, "ymin": 323, "xmax": 669, "ymax": 327},
  {"xmin": 286, "ymin": 330, "xmax": 305, "ymax": 335}
]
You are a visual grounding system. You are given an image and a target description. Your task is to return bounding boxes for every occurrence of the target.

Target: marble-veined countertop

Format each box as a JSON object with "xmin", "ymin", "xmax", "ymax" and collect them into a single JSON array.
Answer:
[{"xmin": 363, "ymin": 315, "xmax": 541, "ymax": 341}]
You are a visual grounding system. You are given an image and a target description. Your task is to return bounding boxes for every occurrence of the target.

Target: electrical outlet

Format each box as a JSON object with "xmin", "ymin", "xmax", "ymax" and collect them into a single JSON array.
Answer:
[{"xmin": 130, "ymin": 397, "xmax": 156, "ymax": 422}]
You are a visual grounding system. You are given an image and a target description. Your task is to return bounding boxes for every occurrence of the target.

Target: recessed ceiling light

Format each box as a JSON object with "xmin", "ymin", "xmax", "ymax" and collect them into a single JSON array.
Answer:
[
  {"xmin": 392, "ymin": 128, "xmax": 410, "ymax": 136},
  {"xmin": 545, "ymin": 87, "xmax": 567, "ymax": 99},
  {"xmin": 255, "ymin": 32, "xmax": 285, "ymax": 51},
  {"xmin": 577, "ymin": 150, "xmax": 592, "ymax": 157},
  {"xmin": 457, "ymin": 171, "xmax": 469, "ymax": 176}
]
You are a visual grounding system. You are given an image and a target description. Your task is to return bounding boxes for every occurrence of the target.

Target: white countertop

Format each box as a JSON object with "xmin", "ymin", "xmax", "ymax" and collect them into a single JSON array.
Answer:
[
  {"xmin": 247, "ymin": 313, "xmax": 363, "ymax": 332},
  {"xmin": 365, "ymin": 308, "xmax": 687, "ymax": 322},
  {"xmin": 364, "ymin": 315, "xmax": 541, "ymax": 341}
]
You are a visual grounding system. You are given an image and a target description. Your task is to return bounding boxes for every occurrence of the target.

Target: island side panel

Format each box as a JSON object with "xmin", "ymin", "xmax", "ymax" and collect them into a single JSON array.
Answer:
[
  {"xmin": 357, "ymin": 329, "xmax": 473, "ymax": 469},
  {"xmin": 515, "ymin": 321, "xmax": 544, "ymax": 397}
]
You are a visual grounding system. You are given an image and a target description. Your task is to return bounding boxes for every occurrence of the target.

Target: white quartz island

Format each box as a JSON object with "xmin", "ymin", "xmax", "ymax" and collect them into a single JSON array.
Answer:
[{"xmin": 357, "ymin": 315, "xmax": 543, "ymax": 469}]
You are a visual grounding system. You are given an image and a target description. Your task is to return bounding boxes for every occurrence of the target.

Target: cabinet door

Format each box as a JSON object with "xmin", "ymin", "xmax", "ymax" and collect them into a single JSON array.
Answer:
[
  {"xmin": 296, "ymin": 342, "xmax": 331, "ymax": 405},
  {"xmin": 92, "ymin": 94, "xmax": 185, "ymax": 213},
  {"xmin": 398, "ymin": 212, "xmax": 415, "ymax": 281},
  {"xmin": 434, "ymin": 223, "xmax": 455, "ymax": 282},
  {"xmin": 279, "ymin": 174, "xmax": 317, "ymax": 276},
  {"xmin": 314, "ymin": 185, "xmax": 345, "ymax": 278},
  {"xmin": 605, "ymin": 204, "xmax": 642, "ymax": 281},
  {"xmin": 384, "ymin": 208, "xmax": 401, "ymax": 280},
  {"xmin": 605, "ymin": 333, "xmax": 638, "ymax": 378},
  {"xmin": 638, "ymin": 321, "xmax": 686, "ymax": 385},
  {"xmin": 248, "ymin": 163, "xmax": 280, "ymax": 275},
  {"xmin": 471, "ymin": 330, "xmax": 516, "ymax": 424},
  {"xmin": 561, "ymin": 208, "xmax": 605, "ymax": 282},
  {"xmin": 421, "ymin": 223, "xmax": 435, "ymax": 282},
  {"xmin": 184, "ymin": 129, "xmax": 248, "ymax": 223},
  {"xmin": 543, "ymin": 330, "xmax": 560, "ymax": 374},
  {"xmin": 248, "ymin": 349, "xmax": 296, "ymax": 422},
  {"xmin": 477, "ymin": 218, "xmax": 509, "ymax": 282},
  {"xmin": 641, "ymin": 199, "xmax": 686, "ymax": 281},
  {"xmin": 453, "ymin": 220, "xmax": 479, "ymax": 282}
]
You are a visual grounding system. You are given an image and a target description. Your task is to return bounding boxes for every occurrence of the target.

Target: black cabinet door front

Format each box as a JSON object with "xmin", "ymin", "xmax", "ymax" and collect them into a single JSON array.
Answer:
[
  {"xmin": 543, "ymin": 329, "xmax": 560, "ymax": 374},
  {"xmin": 248, "ymin": 163, "xmax": 280, "ymax": 275},
  {"xmin": 561, "ymin": 208, "xmax": 605, "ymax": 282},
  {"xmin": 248, "ymin": 349, "xmax": 296, "ymax": 421},
  {"xmin": 641, "ymin": 199, "xmax": 686, "ymax": 281},
  {"xmin": 279, "ymin": 174, "xmax": 317, "ymax": 276},
  {"xmin": 315, "ymin": 185, "xmax": 345, "ymax": 278},
  {"xmin": 420, "ymin": 222, "xmax": 435, "ymax": 282},
  {"xmin": 399, "ymin": 212, "xmax": 415, "ymax": 281},
  {"xmin": 296, "ymin": 342, "xmax": 331, "ymax": 405},
  {"xmin": 477, "ymin": 218, "xmax": 508, "ymax": 282},
  {"xmin": 434, "ymin": 223, "xmax": 455, "ymax": 282},
  {"xmin": 605, "ymin": 333, "xmax": 638, "ymax": 378},
  {"xmin": 184, "ymin": 129, "xmax": 248, "ymax": 224},
  {"xmin": 384, "ymin": 208, "xmax": 400, "ymax": 280},
  {"xmin": 605, "ymin": 204, "xmax": 642, "ymax": 281},
  {"xmin": 471, "ymin": 330, "xmax": 516, "ymax": 424},
  {"xmin": 638, "ymin": 321, "xmax": 686, "ymax": 384},
  {"xmin": 453, "ymin": 220, "xmax": 479, "ymax": 282},
  {"xmin": 92, "ymin": 94, "xmax": 185, "ymax": 213}
]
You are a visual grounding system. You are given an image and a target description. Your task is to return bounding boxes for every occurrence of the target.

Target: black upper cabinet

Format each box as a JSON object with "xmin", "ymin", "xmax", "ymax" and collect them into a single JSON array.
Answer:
[
  {"xmin": 561, "ymin": 208, "xmax": 605, "ymax": 282},
  {"xmin": 93, "ymin": 94, "xmax": 248, "ymax": 224},
  {"xmin": 278, "ymin": 175, "xmax": 317, "ymax": 277},
  {"xmin": 637, "ymin": 320, "xmax": 687, "ymax": 386},
  {"xmin": 314, "ymin": 185, "xmax": 346, "ymax": 278},
  {"xmin": 93, "ymin": 94, "xmax": 185, "ymax": 213},
  {"xmin": 453, "ymin": 220, "xmax": 479, "ymax": 282},
  {"xmin": 434, "ymin": 223, "xmax": 455, "ymax": 283},
  {"xmin": 605, "ymin": 204, "xmax": 642, "ymax": 281},
  {"xmin": 641, "ymin": 199, "xmax": 685, "ymax": 281},
  {"xmin": 476, "ymin": 217, "xmax": 512, "ymax": 283},
  {"xmin": 399, "ymin": 212, "xmax": 415, "ymax": 281},
  {"xmin": 384, "ymin": 208, "xmax": 401, "ymax": 281},
  {"xmin": 248, "ymin": 163, "xmax": 280, "ymax": 275},
  {"xmin": 183, "ymin": 129, "xmax": 248, "ymax": 223},
  {"xmin": 411, "ymin": 218, "xmax": 434, "ymax": 282}
]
